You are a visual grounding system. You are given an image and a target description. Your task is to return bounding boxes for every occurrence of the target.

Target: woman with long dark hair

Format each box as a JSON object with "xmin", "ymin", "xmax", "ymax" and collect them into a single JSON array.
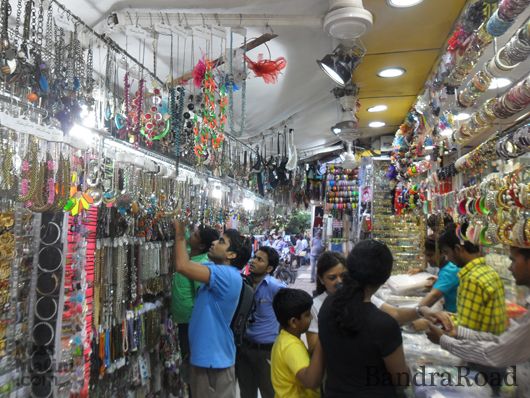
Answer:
[
  {"xmin": 318, "ymin": 240, "xmax": 410, "ymax": 397},
  {"xmin": 306, "ymin": 251, "xmax": 346, "ymax": 353}
]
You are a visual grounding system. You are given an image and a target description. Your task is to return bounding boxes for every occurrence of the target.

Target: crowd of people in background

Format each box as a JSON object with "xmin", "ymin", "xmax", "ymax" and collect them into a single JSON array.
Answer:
[{"xmin": 170, "ymin": 220, "xmax": 530, "ymax": 398}]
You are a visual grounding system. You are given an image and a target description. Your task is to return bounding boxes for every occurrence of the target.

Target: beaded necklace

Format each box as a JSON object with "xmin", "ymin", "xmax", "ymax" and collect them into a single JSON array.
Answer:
[{"xmin": 228, "ymin": 30, "xmax": 247, "ymax": 137}]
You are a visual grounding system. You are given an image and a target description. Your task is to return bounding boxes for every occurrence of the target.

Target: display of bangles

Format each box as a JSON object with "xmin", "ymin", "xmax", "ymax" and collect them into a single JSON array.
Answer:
[
  {"xmin": 434, "ymin": 168, "xmax": 530, "ymax": 248},
  {"xmin": 37, "ymin": 245, "xmax": 64, "ymax": 273},
  {"xmin": 456, "ymin": 75, "xmax": 530, "ymax": 144},
  {"xmin": 458, "ymin": 19, "xmax": 528, "ymax": 109},
  {"xmin": 496, "ymin": 124, "xmax": 530, "ymax": 159},
  {"xmin": 326, "ymin": 165, "xmax": 359, "ymax": 214},
  {"xmin": 487, "ymin": 0, "xmax": 530, "ymax": 37},
  {"xmin": 32, "ymin": 322, "xmax": 55, "ymax": 347}
]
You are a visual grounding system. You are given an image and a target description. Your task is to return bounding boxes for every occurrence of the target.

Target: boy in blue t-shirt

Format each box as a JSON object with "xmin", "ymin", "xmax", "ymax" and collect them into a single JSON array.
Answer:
[
  {"xmin": 419, "ymin": 237, "xmax": 459, "ymax": 312},
  {"xmin": 174, "ymin": 221, "xmax": 252, "ymax": 398}
]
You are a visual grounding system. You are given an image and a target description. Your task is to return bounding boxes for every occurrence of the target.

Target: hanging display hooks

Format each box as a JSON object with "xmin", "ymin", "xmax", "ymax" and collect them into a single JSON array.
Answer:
[{"xmin": 50, "ymin": 0, "xmax": 164, "ymax": 87}]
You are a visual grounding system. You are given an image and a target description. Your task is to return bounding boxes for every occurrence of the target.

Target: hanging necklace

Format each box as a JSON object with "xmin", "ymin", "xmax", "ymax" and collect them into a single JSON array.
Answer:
[
  {"xmin": 86, "ymin": 44, "xmax": 94, "ymax": 94},
  {"xmin": 0, "ymin": 0, "xmax": 15, "ymax": 76},
  {"xmin": 29, "ymin": 148, "xmax": 56, "ymax": 213},
  {"xmin": 19, "ymin": 138, "xmax": 39, "ymax": 203},
  {"xmin": 228, "ymin": 30, "xmax": 247, "ymax": 137}
]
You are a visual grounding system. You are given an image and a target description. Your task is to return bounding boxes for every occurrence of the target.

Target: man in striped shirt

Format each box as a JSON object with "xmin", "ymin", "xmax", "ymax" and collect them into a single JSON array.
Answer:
[{"xmin": 428, "ymin": 246, "xmax": 530, "ymax": 398}]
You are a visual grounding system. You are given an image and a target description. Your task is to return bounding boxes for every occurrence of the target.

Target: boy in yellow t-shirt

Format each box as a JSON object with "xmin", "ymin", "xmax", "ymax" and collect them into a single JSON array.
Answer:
[{"xmin": 271, "ymin": 288, "xmax": 324, "ymax": 398}]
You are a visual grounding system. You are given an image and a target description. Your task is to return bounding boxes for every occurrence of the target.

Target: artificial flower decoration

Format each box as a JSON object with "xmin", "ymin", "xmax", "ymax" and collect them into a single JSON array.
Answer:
[
  {"xmin": 193, "ymin": 59, "xmax": 226, "ymax": 161},
  {"xmin": 192, "ymin": 58, "xmax": 207, "ymax": 88},
  {"xmin": 244, "ymin": 54, "xmax": 287, "ymax": 84}
]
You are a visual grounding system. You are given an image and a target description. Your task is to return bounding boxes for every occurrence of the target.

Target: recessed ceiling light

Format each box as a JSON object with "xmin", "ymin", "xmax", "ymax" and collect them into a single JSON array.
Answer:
[
  {"xmin": 454, "ymin": 112, "xmax": 470, "ymax": 121},
  {"xmin": 489, "ymin": 77, "xmax": 511, "ymax": 90},
  {"xmin": 332, "ymin": 127, "xmax": 342, "ymax": 134},
  {"xmin": 388, "ymin": 0, "xmax": 424, "ymax": 7},
  {"xmin": 369, "ymin": 121, "xmax": 386, "ymax": 128},
  {"xmin": 377, "ymin": 67, "xmax": 406, "ymax": 78},
  {"xmin": 367, "ymin": 105, "xmax": 388, "ymax": 113}
]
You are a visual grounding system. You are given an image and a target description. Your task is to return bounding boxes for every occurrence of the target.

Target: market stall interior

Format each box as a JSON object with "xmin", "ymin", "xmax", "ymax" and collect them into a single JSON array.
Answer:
[{"xmin": 0, "ymin": 0, "xmax": 529, "ymax": 397}]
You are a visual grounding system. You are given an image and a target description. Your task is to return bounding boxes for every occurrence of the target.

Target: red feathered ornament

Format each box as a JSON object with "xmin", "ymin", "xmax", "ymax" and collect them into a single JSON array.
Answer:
[
  {"xmin": 192, "ymin": 58, "xmax": 207, "ymax": 88},
  {"xmin": 244, "ymin": 54, "xmax": 286, "ymax": 84}
]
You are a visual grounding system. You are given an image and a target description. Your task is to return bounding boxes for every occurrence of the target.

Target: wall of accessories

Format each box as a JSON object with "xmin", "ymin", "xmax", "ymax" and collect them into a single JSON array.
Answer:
[
  {"xmin": 384, "ymin": 0, "xmax": 530, "ymax": 281},
  {"xmin": 390, "ymin": 1, "xmax": 530, "ymax": 183},
  {"xmin": 365, "ymin": 160, "xmax": 426, "ymax": 274},
  {"xmin": 324, "ymin": 165, "xmax": 359, "ymax": 251},
  {"xmin": 30, "ymin": 212, "xmax": 67, "ymax": 398},
  {"xmin": 0, "ymin": 205, "xmax": 38, "ymax": 398},
  {"xmin": 0, "ymin": 115, "xmax": 271, "ymax": 398},
  {"xmin": 0, "ymin": 0, "xmax": 281, "ymax": 206}
]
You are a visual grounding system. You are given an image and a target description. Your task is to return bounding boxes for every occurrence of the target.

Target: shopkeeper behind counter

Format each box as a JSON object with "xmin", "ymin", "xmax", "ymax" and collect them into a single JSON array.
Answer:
[{"xmin": 428, "ymin": 246, "xmax": 530, "ymax": 398}]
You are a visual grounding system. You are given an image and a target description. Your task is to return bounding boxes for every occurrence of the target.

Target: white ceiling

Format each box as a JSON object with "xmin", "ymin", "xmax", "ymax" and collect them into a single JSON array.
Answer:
[{"xmin": 48, "ymin": 0, "xmax": 467, "ymax": 156}]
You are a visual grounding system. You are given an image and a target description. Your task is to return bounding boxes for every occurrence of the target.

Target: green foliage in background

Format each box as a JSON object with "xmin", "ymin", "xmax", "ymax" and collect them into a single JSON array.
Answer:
[{"xmin": 285, "ymin": 210, "xmax": 311, "ymax": 235}]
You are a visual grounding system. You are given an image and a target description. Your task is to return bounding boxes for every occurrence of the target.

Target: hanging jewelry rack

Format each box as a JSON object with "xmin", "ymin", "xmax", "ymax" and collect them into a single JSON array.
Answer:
[{"xmin": 51, "ymin": 0, "xmax": 164, "ymax": 87}]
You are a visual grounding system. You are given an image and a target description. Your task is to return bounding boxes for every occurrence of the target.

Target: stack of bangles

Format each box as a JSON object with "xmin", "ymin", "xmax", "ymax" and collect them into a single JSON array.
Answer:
[{"xmin": 496, "ymin": 124, "xmax": 530, "ymax": 160}]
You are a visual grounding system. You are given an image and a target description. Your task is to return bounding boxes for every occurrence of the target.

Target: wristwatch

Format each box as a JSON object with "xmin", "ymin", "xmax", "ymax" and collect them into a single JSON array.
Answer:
[{"xmin": 415, "ymin": 305, "xmax": 424, "ymax": 318}]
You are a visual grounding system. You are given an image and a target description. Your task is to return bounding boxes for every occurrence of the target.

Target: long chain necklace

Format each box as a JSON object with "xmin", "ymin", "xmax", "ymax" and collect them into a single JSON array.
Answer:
[
  {"xmin": 19, "ymin": 138, "xmax": 39, "ymax": 203},
  {"xmin": 13, "ymin": 0, "xmax": 22, "ymax": 48},
  {"xmin": 56, "ymin": 150, "xmax": 71, "ymax": 210},
  {"xmin": 0, "ymin": 131, "xmax": 15, "ymax": 195},
  {"xmin": 228, "ymin": 30, "xmax": 247, "ymax": 137},
  {"xmin": 29, "ymin": 150, "xmax": 55, "ymax": 213}
]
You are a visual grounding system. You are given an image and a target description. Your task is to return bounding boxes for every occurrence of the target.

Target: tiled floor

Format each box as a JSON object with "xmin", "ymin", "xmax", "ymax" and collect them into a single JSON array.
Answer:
[{"xmin": 291, "ymin": 264, "xmax": 317, "ymax": 295}]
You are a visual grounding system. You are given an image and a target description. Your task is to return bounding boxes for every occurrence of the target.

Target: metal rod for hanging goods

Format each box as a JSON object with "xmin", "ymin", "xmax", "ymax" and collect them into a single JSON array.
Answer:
[
  {"xmin": 51, "ymin": 1, "xmax": 258, "ymax": 157},
  {"xmin": 170, "ymin": 33, "xmax": 278, "ymax": 85},
  {"xmin": 108, "ymin": 11, "xmax": 322, "ymax": 29},
  {"xmin": 51, "ymin": 0, "xmax": 164, "ymax": 87}
]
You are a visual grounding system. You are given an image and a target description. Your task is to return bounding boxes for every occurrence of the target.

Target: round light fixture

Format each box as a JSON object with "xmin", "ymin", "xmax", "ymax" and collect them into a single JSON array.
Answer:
[
  {"xmin": 369, "ymin": 121, "xmax": 386, "ymax": 128},
  {"xmin": 488, "ymin": 77, "xmax": 511, "ymax": 90},
  {"xmin": 367, "ymin": 104, "xmax": 388, "ymax": 113},
  {"xmin": 453, "ymin": 112, "xmax": 470, "ymax": 121},
  {"xmin": 377, "ymin": 67, "xmax": 406, "ymax": 78},
  {"xmin": 317, "ymin": 54, "xmax": 352, "ymax": 86},
  {"xmin": 387, "ymin": 0, "xmax": 424, "ymax": 7}
]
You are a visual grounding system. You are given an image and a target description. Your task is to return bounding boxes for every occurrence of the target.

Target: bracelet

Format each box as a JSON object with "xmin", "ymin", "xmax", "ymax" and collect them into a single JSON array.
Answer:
[{"xmin": 415, "ymin": 305, "xmax": 424, "ymax": 318}]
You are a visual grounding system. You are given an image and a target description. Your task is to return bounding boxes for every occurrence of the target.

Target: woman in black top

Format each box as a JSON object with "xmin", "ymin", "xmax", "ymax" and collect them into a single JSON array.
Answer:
[{"xmin": 318, "ymin": 240, "xmax": 410, "ymax": 397}]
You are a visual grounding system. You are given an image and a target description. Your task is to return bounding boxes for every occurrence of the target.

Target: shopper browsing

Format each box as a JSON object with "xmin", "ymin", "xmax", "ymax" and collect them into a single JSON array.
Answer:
[
  {"xmin": 294, "ymin": 234, "xmax": 305, "ymax": 268},
  {"xmin": 271, "ymin": 288, "xmax": 324, "ymax": 398},
  {"xmin": 306, "ymin": 251, "xmax": 347, "ymax": 353},
  {"xmin": 306, "ymin": 251, "xmax": 453, "ymax": 353},
  {"xmin": 237, "ymin": 246, "xmax": 286, "ymax": 398},
  {"xmin": 427, "ymin": 246, "xmax": 530, "ymax": 398},
  {"xmin": 418, "ymin": 237, "xmax": 460, "ymax": 313},
  {"xmin": 171, "ymin": 225, "xmax": 219, "ymax": 385},
  {"xmin": 309, "ymin": 231, "xmax": 324, "ymax": 283},
  {"xmin": 318, "ymin": 240, "xmax": 410, "ymax": 397},
  {"xmin": 173, "ymin": 222, "xmax": 252, "ymax": 398}
]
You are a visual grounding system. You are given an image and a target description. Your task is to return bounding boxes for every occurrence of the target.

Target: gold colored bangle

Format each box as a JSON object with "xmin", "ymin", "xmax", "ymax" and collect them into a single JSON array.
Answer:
[
  {"xmin": 497, "ymin": 221, "xmax": 513, "ymax": 245},
  {"xmin": 496, "ymin": 188, "xmax": 510, "ymax": 210}
]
